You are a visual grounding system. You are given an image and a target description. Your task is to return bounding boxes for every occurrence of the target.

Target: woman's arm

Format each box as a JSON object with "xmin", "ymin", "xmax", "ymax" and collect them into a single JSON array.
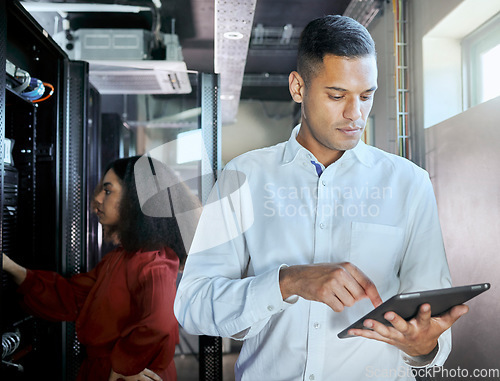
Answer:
[
  {"xmin": 2, "ymin": 253, "xmax": 27, "ymax": 285},
  {"xmin": 3, "ymin": 252, "xmax": 100, "ymax": 322}
]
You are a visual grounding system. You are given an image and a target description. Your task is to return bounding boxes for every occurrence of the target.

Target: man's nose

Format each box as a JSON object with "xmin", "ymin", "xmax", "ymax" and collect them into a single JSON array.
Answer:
[{"xmin": 343, "ymin": 98, "xmax": 362, "ymax": 122}]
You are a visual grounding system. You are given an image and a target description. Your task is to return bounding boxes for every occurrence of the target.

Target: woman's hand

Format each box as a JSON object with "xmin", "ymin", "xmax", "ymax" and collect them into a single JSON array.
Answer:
[
  {"xmin": 2, "ymin": 253, "xmax": 27, "ymax": 285},
  {"xmin": 108, "ymin": 368, "xmax": 162, "ymax": 381}
]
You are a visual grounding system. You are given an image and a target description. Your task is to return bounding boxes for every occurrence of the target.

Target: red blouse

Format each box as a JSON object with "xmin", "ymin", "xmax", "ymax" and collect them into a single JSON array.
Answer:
[{"xmin": 17, "ymin": 247, "xmax": 180, "ymax": 381}]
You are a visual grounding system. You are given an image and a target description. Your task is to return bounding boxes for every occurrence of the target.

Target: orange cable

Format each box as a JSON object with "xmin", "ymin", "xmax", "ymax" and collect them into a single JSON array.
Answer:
[{"xmin": 31, "ymin": 82, "xmax": 54, "ymax": 103}]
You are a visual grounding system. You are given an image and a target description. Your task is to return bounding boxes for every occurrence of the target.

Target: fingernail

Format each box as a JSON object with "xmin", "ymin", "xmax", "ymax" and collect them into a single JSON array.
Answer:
[
  {"xmin": 364, "ymin": 320, "xmax": 373, "ymax": 328},
  {"xmin": 386, "ymin": 313, "xmax": 394, "ymax": 321}
]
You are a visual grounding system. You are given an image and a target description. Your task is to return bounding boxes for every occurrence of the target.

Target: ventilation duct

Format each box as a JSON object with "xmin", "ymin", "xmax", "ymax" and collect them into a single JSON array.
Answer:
[
  {"xmin": 86, "ymin": 60, "xmax": 192, "ymax": 95},
  {"xmin": 52, "ymin": 28, "xmax": 192, "ymax": 95},
  {"xmin": 21, "ymin": 2, "xmax": 192, "ymax": 95}
]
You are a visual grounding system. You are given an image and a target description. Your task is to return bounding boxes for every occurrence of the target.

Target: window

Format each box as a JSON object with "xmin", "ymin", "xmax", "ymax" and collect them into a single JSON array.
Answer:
[
  {"xmin": 462, "ymin": 12, "xmax": 500, "ymax": 108},
  {"xmin": 422, "ymin": 1, "xmax": 500, "ymax": 127}
]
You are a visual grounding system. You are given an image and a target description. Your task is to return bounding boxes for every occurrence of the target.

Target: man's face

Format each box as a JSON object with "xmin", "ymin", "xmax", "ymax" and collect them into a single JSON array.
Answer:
[{"xmin": 290, "ymin": 54, "xmax": 378, "ymax": 165}]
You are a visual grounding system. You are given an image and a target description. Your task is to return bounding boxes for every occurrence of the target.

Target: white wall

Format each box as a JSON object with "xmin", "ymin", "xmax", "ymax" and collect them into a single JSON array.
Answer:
[
  {"xmin": 221, "ymin": 99, "xmax": 296, "ymax": 164},
  {"xmin": 371, "ymin": 1, "xmax": 500, "ymax": 376},
  {"xmin": 409, "ymin": 0, "xmax": 463, "ymax": 166},
  {"xmin": 367, "ymin": 0, "xmax": 465, "ymax": 165},
  {"xmin": 366, "ymin": 1, "xmax": 397, "ymax": 155},
  {"xmin": 425, "ymin": 96, "xmax": 500, "ymax": 379}
]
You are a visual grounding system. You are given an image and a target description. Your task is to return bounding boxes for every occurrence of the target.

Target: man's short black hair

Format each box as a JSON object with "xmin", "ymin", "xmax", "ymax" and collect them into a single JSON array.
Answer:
[{"xmin": 297, "ymin": 15, "xmax": 376, "ymax": 84}]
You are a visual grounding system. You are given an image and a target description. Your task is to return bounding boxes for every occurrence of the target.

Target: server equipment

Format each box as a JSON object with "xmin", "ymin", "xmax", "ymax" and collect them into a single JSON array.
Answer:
[{"xmin": 1, "ymin": 2, "xmax": 98, "ymax": 379}]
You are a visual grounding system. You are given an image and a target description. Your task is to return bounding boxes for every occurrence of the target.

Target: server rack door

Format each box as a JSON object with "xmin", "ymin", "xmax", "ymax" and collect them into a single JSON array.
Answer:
[
  {"xmin": 60, "ymin": 59, "xmax": 91, "ymax": 381},
  {"xmin": 1, "ymin": 2, "xmax": 93, "ymax": 380},
  {"xmin": 2, "ymin": 3, "xmax": 63, "ymax": 378}
]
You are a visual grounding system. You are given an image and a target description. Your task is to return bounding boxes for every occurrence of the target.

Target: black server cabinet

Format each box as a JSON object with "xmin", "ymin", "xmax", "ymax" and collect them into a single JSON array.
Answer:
[{"xmin": 1, "ymin": 1, "xmax": 96, "ymax": 380}]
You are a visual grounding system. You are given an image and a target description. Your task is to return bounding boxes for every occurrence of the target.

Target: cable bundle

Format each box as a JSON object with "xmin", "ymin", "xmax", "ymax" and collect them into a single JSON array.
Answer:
[
  {"xmin": 6, "ymin": 60, "xmax": 55, "ymax": 103},
  {"xmin": 20, "ymin": 78, "xmax": 54, "ymax": 103},
  {"xmin": 2, "ymin": 330, "xmax": 21, "ymax": 359}
]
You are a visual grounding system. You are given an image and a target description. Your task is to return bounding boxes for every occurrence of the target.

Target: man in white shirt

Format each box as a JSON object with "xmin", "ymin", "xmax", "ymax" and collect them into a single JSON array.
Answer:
[{"xmin": 174, "ymin": 15, "xmax": 468, "ymax": 381}]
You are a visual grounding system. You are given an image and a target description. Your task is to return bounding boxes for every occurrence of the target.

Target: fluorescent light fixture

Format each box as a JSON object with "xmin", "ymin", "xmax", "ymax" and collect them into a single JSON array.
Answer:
[
  {"xmin": 21, "ymin": 3, "xmax": 150, "ymax": 13},
  {"xmin": 223, "ymin": 31, "xmax": 244, "ymax": 40},
  {"xmin": 177, "ymin": 129, "xmax": 202, "ymax": 164}
]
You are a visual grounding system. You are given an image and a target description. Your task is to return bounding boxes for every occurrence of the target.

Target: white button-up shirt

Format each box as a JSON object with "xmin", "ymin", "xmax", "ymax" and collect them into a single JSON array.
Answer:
[{"xmin": 175, "ymin": 125, "xmax": 452, "ymax": 381}]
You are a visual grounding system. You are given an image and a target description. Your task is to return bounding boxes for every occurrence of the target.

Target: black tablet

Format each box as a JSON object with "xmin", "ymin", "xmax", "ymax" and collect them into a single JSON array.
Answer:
[{"xmin": 337, "ymin": 283, "xmax": 490, "ymax": 339}]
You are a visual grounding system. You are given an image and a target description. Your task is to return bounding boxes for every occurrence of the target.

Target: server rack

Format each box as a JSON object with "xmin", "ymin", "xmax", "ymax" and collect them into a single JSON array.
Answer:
[{"xmin": 1, "ymin": 2, "xmax": 95, "ymax": 379}]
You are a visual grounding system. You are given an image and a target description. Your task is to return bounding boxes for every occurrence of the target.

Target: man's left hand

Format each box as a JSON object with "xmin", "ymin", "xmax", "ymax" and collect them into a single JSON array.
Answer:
[{"xmin": 348, "ymin": 303, "xmax": 469, "ymax": 357}]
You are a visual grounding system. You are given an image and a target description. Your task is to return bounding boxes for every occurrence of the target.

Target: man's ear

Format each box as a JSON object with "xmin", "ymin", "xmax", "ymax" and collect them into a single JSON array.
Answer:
[{"xmin": 289, "ymin": 71, "xmax": 304, "ymax": 103}]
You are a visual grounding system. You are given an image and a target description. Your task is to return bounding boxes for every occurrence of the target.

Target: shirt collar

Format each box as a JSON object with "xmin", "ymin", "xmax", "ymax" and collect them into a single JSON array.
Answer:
[{"xmin": 281, "ymin": 124, "xmax": 374, "ymax": 168}]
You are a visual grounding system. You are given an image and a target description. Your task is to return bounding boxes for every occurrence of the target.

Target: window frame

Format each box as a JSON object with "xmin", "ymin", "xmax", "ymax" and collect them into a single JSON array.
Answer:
[{"xmin": 462, "ymin": 12, "xmax": 500, "ymax": 109}]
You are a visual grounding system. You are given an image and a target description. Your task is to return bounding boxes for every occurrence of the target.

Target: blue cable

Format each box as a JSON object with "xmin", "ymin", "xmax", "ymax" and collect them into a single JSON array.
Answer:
[{"xmin": 21, "ymin": 78, "xmax": 45, "ymax": 101}]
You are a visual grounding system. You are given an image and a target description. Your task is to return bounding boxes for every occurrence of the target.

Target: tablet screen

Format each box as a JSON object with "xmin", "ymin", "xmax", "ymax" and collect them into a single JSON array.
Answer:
[{"xmin": 337, "ymin": 283, "xmax": 490, "ymax": 339}]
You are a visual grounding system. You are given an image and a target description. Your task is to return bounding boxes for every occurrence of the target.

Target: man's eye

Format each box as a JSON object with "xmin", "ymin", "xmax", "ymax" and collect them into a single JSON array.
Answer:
[
  {"xmin": 104, "ymin": 190, "xmax": 111, "ymax": 195},
  {"xmin": 329, "ymin": 95, "xmax": 343, "ymax": 100}
]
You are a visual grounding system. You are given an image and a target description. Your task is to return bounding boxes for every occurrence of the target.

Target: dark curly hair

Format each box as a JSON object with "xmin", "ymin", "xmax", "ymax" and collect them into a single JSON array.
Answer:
[
  {"xmin": 297, "ymin": 15, "xmax": 376, "ymax": 84},
  {"xmin": 99, "ymin": 156, "xmax": 200, "ymax": 266}
]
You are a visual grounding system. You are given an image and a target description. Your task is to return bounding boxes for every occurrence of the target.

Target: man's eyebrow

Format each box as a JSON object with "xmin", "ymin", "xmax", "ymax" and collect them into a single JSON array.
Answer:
[
  {"xmin": 325, "ymin": 86, "xmax": 378, "ymax": 92},
  {"xmin": 326, "ymin": 86, "xmax": 348, "ymax": 92}
]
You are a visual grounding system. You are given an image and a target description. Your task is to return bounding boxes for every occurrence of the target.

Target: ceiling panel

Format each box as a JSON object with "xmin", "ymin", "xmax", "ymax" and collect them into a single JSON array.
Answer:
[{"xmin": 253, "ymin": 0, "xmax": 351, "ymax": 28}]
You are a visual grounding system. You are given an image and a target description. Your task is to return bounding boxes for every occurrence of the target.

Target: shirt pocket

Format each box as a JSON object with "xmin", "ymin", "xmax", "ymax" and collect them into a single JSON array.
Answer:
[{"xmin": 349, "ymin": 222, "xmax": 404, "ymax": 288}]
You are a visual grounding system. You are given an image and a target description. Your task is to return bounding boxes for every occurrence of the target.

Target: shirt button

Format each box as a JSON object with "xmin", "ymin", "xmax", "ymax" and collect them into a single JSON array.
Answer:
[
  {"xmin": 309, "ymin": 375, "xmax": 315, "ymax": 380},
  {"xmin": 321, "ymin": 180, "xmax": 326, "ymax": 186},
  {"xmin": 314, "ymin": 322, "xmax": 320, "ymax": 329},
  {"xmin": 267, "ymin": 305, "xmax": 274, "ymax": 311},
  {"xmin": 319, "ymin": 223, "xmax": 325, "ymax": 229}
]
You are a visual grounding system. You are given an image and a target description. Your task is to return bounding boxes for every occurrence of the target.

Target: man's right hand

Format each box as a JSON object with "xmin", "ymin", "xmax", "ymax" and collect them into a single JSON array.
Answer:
[{"xmin": 279, "ymin": 262, "xmax": 382, "ymax": 312}]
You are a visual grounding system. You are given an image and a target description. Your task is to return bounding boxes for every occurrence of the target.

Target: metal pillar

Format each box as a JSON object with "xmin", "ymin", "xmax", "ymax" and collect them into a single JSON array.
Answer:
[
  {"xmin": 60, "ymin": 60, "xmax": 89, "ymax": 381},
  {"xmin": 198, "ymin": 72, "xmax": 223, "ymax": 381}
]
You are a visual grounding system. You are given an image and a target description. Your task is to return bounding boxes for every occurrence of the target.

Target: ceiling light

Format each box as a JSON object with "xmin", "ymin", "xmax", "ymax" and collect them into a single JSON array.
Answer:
[
  {"xmin": 223, "ymin": 31, "xmax": 244, "ymax": 40},
  {"xmin": 21, "ymin": 3, "xmax": 150, "ymax": 13}
]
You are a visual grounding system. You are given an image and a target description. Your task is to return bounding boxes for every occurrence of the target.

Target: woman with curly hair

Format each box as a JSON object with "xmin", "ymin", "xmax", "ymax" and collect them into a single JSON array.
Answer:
[{"xmin": 2, "ymin": 155, "xmax": 199, "ymax": 381}]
